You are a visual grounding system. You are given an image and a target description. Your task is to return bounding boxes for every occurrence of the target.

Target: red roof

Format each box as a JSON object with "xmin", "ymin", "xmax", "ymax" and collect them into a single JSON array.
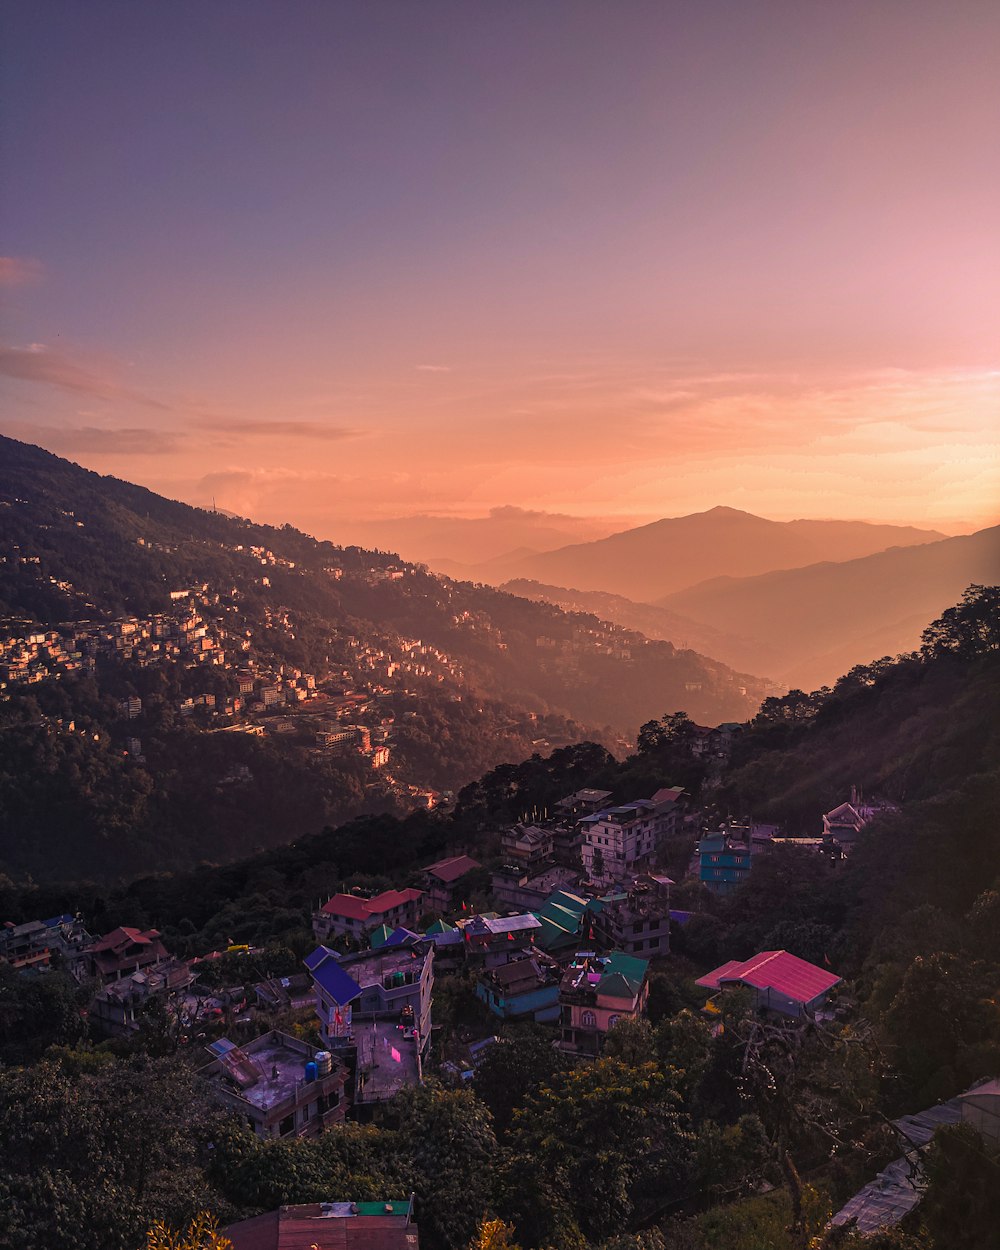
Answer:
[
  {"xmin": 321, "ymin": 889, "xmax": 423, "ymax": 921},
  {"xmin": 88, "ymin": 926, "xmax": 161, "ymax": 952},
  {"xmin": 696, "ymin": 950, "xmax": 840, "ymax": 1004},
  {"xmin": 423, "ymin": 854, "xmax": 481, "ymax": 883}
]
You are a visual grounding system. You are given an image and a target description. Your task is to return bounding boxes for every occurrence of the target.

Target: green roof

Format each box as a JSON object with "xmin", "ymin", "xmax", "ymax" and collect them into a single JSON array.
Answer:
[
  {"xmin": 354, "ymin": 1201, "xmax": 411, "ymax": 1216},
  {"xmin": 604, "ymin": 952, "xmax": 649, "ymax": 987},
  {"xmin": 369, "ymin": 924, "xmax": 394, "ymax": 948},
  {"xmin": 424, "ymin": 918, "xmax": 457, "ymax": 935},
  {"xmin": 598, "ymin": 971, "xmax": 640, "ymax": 999}
]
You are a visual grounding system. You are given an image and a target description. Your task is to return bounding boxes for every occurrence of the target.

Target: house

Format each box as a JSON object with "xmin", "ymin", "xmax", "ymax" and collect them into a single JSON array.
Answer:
[
  {"xmin": 500, "ymin": 823, "xmax": 553, "ymax": 870},
  {"xmin": 554, "ymin": 788, "xmax": 613, "ymax": 819},
  {"xmin": 558, "ymin": 951, "xmax": 650, "ymax": 1055},
  {"xmin": 592, "ymin": 873, "xmax": 673, "ymax": 958},
  {"xmin": 224, "ymin": 1200, "xmax": 418, "ymax": 1250},
  {"xmin": 82, "ymin": 926, "xmax": 171, "ymax": 982},
  {"xmin": 696, "ymin": 949, "xmax": 841, "ymax": 1019},
  {"xmin": 313, "ymin": 888, "xmax": 425, "ymax": 942},
  {"xmin": 959, "ymin": 1077, "xmax": 1000, "ymax": 1144},
  {"xmin": 532, "ymin": 890, "xmax": 597, "ymax": 955},
  {"xmin": 580, "ymin": 799, "xmax": 675, "ymax": 884},
  {"xmin": 89, "ymin": 957, "xmax": 195, "ymax": 1037},
  {"xmin": 461, "ymin": 913, "xmax": 543, "ymax": 968},
  {"xmin": 491, "ymin": 863, "xmax": 580, "ymax": 912},
  {"xmin": 0, "ymin": 913, "xmax": 90, "ymax": 971},
  {"xmin": 476, "ymin": 950, "xmax": 562, "ymax": 1023},
  {"xmin": 421, "ymin": 854, "xmax": 482, "ymax": 912},
  {"xmin": 200, "ymin": 1031, "xmax": 348, "ymax": 1139},
  {"xmin": 306, "ymin": 941, "xmax": 434, "ymax": 1048},
  {"xmin": 822, "ymin": 788, "xmax": 899, "ymax": 853},
  {"xmin": 697, "ymin": 830, "xmax": 751, "ymax": 894}
]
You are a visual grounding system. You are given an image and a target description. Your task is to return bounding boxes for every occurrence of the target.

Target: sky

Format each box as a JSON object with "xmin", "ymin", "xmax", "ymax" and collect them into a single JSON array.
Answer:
[{"xmin": 1, "ymin": 0, "xmax": 998, "ymax": 540}]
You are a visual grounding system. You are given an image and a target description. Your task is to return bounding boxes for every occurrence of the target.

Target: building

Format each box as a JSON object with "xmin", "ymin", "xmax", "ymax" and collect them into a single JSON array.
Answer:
[
  {"xmin": 313, "ymin": 889, "xmax": 425, "ymax": 942},
  {"xmin": 82, "ymin": 926, "xmax": 171, "ymax": 982},
  {"xmin": 421, "ymin": 854, "xmax": 482, "ymax": 913},
  {"xmin": 88, "ymin": 958, "xmax": 195, "ymax": 1037},
  {"xmin": 695, "ymin": 949, "xmax": 841, "ymax": 1019},
  {"xmin": 461, "ymin": 913, "xmax": 543, "ymax": 968},
  {"xmin": 475, "ymin": 950, "xmax": 562, "ymax": 1023},
  {"xmin": 554, "ymin": 788, "xmax": 613, "ymax": 819},
  {"xmin": 822, "ymin": 788, "xmax": 899, "ymax": 854},
  {"xmin": 697, "ymin": 830, "xmax": 751, "ymax": 894},
  {"xmin": 224, "ymin": 1200, "xmax": 419, "ymax": 1250},
  {"xmin": 0, "ymin": 913, "xmax": 90, "ymax": 971},
  {"xmin": 491, "ymin": 863, "xmax": 581, "ymax": 912},
  {"xmin": 592, "ymin": 873, "xmax": 673, "ymax": 958},
  {"xmin": 558, "ymin": 951, "xmax": 650, "ymax": 1055},
  {"xmin": 580, "ymin": 799, "xmax": 676, "ymax": 885},
  {"xmin": 500, "ymin": 823, "xmax": 553, "ymax": 869},
  {"xmin": 200, "ymin": 1031, "xmax": 349, "ymax": 1139}
]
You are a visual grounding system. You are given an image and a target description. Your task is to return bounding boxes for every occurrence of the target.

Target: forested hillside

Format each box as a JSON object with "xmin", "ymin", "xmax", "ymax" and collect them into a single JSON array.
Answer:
[{"xmin": 0, "ymin": 436, "xmax": 770, "ymax": 880}]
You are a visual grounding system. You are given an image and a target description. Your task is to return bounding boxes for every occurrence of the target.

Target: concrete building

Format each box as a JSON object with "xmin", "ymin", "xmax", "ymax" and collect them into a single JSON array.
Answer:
[
  {"xmin": 580, "ymin": 799, "xmax": 676, "ymax": 885},
  {"xmin": 313, "ymin": 889, "xmax": 425, "ymax": 942},
  {"xmin": 697, "ymin": 830, "xmax": 751, "ymax": 894},
  {"xmin": 200, "ymin": 1031, "xmax": 349, "ymax": 1139},
  {"xmin": 592, "ymin": 873, "xmax": 673, "ymax": 958},
  {"xmin": 476, "ymin": 950, "xmax": 562, "ymax": 1024},
  {"xmin": 558, "ymin": 951, "xmax": 650, "ymax": 1056},
  {"xmin": 224, "ymin": 1199, "xmax": 419, "ymax": 1250}
]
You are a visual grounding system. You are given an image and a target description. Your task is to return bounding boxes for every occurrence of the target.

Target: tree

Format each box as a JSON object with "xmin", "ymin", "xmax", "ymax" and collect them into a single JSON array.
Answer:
[
  {"xmin": 145, "ymin": 1213, "xmax": 232, "ymax": 1250},
  {"xmin": 0, "ymin": 1052, "xmax": 226, "ymax": 1250},
  {"xmin": 501, "ymin": 1059, "xmax": 693, "ymax": 1245},
  {"xmin": 921, "ymin": 1122, "xmax": 1000, "ymax": 1249},
  {"xmin": 383, "ymin": 1083, "xmax": 497, "ymax": 1250},
  {"xmin": 920, "ymin": 584, "xmax": 1000, "ymax": 659},
  {"xmin": 473, "ymin": 1028, "xmax": 569, "ymax": 1136}
]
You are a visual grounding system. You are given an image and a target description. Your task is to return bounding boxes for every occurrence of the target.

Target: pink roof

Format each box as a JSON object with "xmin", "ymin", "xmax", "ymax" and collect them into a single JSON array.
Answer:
[
  {"xmin": 696, "ymin": 950, "xmax": 840, "ymax": 1005},
  {"xmin": 89, "ymin": 926, "xmax": 160, "ymax": 952},
  {"xmin": 424, "ymin": 854, "xmax": 481, "ymax": 883}
]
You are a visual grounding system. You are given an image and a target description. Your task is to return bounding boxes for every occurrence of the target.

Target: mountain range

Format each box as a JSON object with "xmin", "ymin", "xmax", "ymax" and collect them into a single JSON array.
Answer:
[{"xmin": 427, "ymin": 506, "xmax": 948, "ymax": 600}]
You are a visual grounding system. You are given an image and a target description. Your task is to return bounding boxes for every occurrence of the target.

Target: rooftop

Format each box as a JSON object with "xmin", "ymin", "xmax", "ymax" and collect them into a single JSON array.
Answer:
[
  {"xmin": 203, "ymin": 1032, "xmax": 332, "ymax": 1114},
  {"xmin": 423, "ymin": 854, "xmax": 481, "ymax": 882},
  {"xmin": 696, "ymin": 950, "xmax": 841, "ymax": 1005},
  {"xmin": 354, "ymin": 1021, "xmax": 422, "ymax": 1102},
  {"xmin": 224, "ymin": 1202, "xmax": 418, "ymax": 1250}
]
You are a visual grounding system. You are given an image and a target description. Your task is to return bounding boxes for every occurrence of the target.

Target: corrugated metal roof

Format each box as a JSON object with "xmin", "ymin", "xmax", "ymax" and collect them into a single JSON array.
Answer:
[{"xmin": 697, "ymin": 950, "xmax": 840, "ymax": 1004}]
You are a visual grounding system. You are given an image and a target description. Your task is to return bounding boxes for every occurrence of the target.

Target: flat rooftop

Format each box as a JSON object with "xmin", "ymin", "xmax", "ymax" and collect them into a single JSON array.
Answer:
[
  {"xmin": 354, "ymin": 1021, "xmax": 421, "ymax": 1102},
  {"xmin": 343, "ymin": 947, "xmax": 425, "ymax": 987},
  {"xmin": 206, "ymin": 1033, "xmax": 323, "ymax": 1113}
]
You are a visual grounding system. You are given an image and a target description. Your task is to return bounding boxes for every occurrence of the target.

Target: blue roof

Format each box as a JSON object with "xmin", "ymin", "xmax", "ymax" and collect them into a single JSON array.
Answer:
[
  {"xmin": 311, "ymin": 960, "xmax": 362, "ymax": 1006},
  {"xmin": 384, "ymin": 926, "xmax": 420, "ymax": 946},
  {"xmin": 303, "ymin": 945, "xmax": 338, "ymax": 972},
  {"xmin": 43, "ymin": 914, "xmax": 73, "ymax": 928}
]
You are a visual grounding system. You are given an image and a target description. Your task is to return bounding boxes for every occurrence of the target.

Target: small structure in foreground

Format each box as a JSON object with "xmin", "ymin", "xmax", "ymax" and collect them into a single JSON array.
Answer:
[{"xmin": 224, "ymin": 1198, "xmax": 418, "ymax": 1250}]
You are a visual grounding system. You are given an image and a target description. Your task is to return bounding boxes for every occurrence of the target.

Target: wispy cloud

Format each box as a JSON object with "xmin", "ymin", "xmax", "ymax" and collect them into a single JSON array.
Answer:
[
  {"xmin": 416, "ymin": 364, "xmax": 452, "ymax": 373},
  {"xmin": 0, "ymin": 343, "xmax": 168, "ymax": 409},
  {"xmin": 195, "ymin": 417, "xmax": 362, "ymax": 441},
  {"xmin": 3, "ymin": 423, "xmax": 180, "ymax": 455},
  {"xmin": 0, "ymin": 256, "xmax": 43, "ymax": 287}
]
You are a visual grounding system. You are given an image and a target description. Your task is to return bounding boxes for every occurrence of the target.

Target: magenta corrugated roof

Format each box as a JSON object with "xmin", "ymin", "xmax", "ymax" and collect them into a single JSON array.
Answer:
[{"xmin": 698, "ymin": 950, "xmax": 840, "ymax": 1004}]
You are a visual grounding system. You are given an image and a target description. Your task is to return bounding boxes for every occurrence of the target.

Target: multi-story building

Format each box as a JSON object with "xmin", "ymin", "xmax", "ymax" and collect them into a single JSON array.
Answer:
[
  {"xmin": 580, "ymin": 799, "xmax": 676, "ymax": 885},
  {"xmin": 89, "ymin": 958, "xmax": 195, "ymax": 1037},
  {"xmin": 500, "ymin": 823, "xmax": 553, "ymax": 869},
  {"xmin": 313, "ymin": 888, "xmax": 425, "ymax": 942},
  {"xmin": 200, "ymin": 1031, "xmax": 348, "ymax": 1139},
  {"xmin": 697, "ymin": 831, "xmax": 751, "ymax": 894},
  {"xmin": 592, "ymin": 873, "xmax": 673, "ymax": 958},
  {"xmin": 476, "ymin": 950, "xmax": 562, "ymax": 1024},
  {"xmin": 0, "ymin": 913, "xmax": 90, "ymax": 971},
  {"xmin": 421, "ymin": 854, "xmax": 481, "ymax": 913},
  {"xmin": 558, "ymin": 951, "xmax": 650, "ymax": 1055}
]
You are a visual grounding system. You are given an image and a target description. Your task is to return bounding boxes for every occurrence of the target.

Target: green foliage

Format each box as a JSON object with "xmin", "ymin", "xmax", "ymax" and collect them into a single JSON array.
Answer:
[
  {"xmin": 919, "ymin": 1122, "xmax": 1000, "ymax": 1250},
  {"xmin": 472, "ymin": 1026, "xmax": 570, "ymax": 1136},
  {"xmin": 502, "ymin": 1059, "xmax": 694, "ymax": 1245},
  {"xmin": 0, "ymin": 1052, "xmax": 225, "ymax": 1250}
]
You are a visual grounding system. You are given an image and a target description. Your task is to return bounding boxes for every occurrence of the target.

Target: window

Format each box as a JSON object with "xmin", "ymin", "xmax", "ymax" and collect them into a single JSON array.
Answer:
[
  {"xmin": 581, "ymin": 1010, "xmax": 596, "ymax": 1028},
  {"xmin": 608, "ymin": 1015, "xmax": 620, "ymax": 1028}
]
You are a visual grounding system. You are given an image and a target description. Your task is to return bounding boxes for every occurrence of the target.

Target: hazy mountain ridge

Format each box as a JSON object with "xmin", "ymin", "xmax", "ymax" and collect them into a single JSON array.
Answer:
[
  {"xmin": 470, "ymin": 505, "xmax": 947, "ymax": 601},
  {"xmin": 500, "ymin": 577, "xmax": 785, "ymax": 678},
  {"xmin": 659, "ymin": 526, "xmax": 1000, "ymax": 690}
]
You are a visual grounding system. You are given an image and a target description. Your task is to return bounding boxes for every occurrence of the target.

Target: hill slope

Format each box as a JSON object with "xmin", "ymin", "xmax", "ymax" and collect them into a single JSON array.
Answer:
[
  {"xmin": 0, "ymin": 436, "xmax": 770, "ymax": 879},
  {"xmin": 659, "ymin": 526, "xmax": 1000, "ymax": 689},
  {"xmin": 484, "ymin": 506, "xmax": 945, "ymax": 601}
]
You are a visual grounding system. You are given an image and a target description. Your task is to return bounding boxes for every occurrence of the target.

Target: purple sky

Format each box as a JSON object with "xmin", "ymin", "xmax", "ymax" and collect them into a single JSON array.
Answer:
[{"xmin": 2, "ymin": 1, "xmax": 998, "ymax": 536}]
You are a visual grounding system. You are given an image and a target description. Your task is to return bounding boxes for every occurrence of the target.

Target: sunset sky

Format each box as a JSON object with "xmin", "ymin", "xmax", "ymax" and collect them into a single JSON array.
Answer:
[{"xmin": 2, "ymin": 1, "xmax": 998, "ymax": 540}]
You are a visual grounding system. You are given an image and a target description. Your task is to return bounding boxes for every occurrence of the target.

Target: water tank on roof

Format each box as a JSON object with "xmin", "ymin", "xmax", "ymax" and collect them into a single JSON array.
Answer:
[
  {"xmin": 315, "ymin": 1050, "xmax": 333, "ymax": 1076},
  {"xmin": 304, "ymin": 1060, "xmax": 318, "ymax": 1083}
]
